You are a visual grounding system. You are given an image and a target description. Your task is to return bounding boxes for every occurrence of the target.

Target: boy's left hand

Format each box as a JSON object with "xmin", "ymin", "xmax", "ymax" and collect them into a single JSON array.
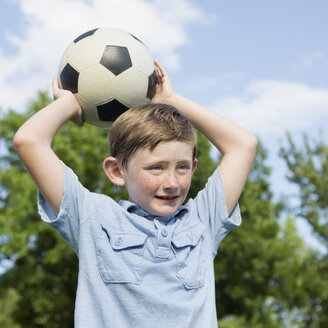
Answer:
[{"xmin": 152, "ymin": 60, "xmax": 176, "ymax": 104}]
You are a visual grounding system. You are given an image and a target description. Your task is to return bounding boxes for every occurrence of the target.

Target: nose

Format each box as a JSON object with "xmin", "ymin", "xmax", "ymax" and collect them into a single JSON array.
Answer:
[{"xmin": 163, "ymin": 171, "xmax": 179, "ymax": 191}]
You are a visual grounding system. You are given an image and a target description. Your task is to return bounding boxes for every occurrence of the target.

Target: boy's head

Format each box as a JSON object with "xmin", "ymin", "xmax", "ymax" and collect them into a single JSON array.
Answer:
[
  {"xmin": 108, "ymin": 103, "xmax": 197, "ymax": 169},
  {"xmin": 103, "ymin": 103, "xmax": 198, "ymax": 216}
]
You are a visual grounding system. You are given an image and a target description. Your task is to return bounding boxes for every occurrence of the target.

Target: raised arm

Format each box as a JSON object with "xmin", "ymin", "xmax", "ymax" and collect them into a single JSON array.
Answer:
[
  {"xmin": 153, "ymin": 61, "xmax": 257, "ymax": 214},
  {"xmin": 13, "ymin": 76, "xmax": 83, "ymax": 215}
]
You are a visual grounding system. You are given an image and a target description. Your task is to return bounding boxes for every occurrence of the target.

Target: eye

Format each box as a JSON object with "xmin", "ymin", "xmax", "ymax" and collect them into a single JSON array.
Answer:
[
  {"xmin": 148, "ymin": 165, "xmax": 163, "ymax": 170},
  {"xmin": 177, "ymin": 163, "xmax": 191, "ymax": 170}
]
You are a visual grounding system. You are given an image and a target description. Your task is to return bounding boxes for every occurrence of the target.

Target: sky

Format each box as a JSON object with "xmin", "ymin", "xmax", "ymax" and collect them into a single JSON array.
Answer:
[{"xmin": 0, "ymin": 0, "xmax": 327, "ymax": 251}]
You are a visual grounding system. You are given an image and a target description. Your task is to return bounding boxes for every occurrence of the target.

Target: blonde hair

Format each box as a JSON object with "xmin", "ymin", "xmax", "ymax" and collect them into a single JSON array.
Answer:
[{"xmin": 109, "ymin": 103, "xmax": 197, "ymax": 168}]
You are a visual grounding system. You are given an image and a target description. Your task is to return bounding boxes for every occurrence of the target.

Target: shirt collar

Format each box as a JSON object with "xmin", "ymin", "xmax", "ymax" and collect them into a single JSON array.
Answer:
[{"xmin": 119, "ymin": 200, "xmax": 189, "ymax": 222}]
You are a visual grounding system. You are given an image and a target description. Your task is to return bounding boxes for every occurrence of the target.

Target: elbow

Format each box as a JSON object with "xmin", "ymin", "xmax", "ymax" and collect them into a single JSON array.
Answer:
[
  {"xmin": 13, "ymin": 131, "xmax": 24, "ymax": 153},
  {"xmin": 13, "ymin": 130, "xmax": 25, "ymax": 152},
  {"xmin": 13, "ymin": 133, "xmax": 25, "ymax": 158},
  {"xmin": 250, "ymin": 134, "xmax": 258, "ymax": 150},
  {"xmin": 13, "ymin": 130, "xmax": 36, "ymax": 156},
  {"xmin": 244, "ymin": 134, "xmax": 258, "ymax": 158}
]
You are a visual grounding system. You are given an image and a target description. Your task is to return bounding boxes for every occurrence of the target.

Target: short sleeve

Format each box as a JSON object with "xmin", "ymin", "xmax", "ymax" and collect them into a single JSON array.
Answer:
[
  {"xmin": 37, "ymin": 162, "xmax": 91, "ymax": 254},
  {"xmin": 193, "ymin": 167, "xmax": 241, "ymax": 255}
]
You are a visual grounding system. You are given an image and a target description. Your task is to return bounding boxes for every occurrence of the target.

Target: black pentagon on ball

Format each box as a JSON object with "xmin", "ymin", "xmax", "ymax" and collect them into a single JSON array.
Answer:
[
  {"xmin": 97, "ymin": 99, "xmax": 129, "ymax": 121},
  {"xmin": 60, "ymin": 63, "xmax": 79, "ymax": 94},
  {"xmin": 74, "ymin": 28, "xmax": 99, "ymax": 43},
  {"xmin": 100, "ymin": 45, "xmax": 132, "ymax": 76},
  {"xmin": 147, "ymin": 69, "xmax": 157, "ymax": 100}
]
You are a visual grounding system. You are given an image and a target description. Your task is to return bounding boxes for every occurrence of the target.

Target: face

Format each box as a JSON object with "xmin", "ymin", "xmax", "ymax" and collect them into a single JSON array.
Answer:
[{"xmin": 122, "ymin": 141, "xmax": 197, "ymax": 217}]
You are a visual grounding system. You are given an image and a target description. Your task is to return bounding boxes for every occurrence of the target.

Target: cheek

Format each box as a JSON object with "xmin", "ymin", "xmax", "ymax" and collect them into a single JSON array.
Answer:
[
  {"xmin": 179, "ymin": 174, "xmax": 193, "ymax": 191},
  {"xmin": 143, "ymin": 177, "xmax": 159, "ymax": 192},
  {"xmin": 134, "ymin": 173, "xmax": 159, "ymax": 193}
]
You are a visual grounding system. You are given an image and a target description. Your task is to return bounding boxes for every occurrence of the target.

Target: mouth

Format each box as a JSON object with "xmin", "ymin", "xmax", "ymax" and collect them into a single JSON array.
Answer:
[{"xmin": 155, "ymin": 195, "xmax": 179, "ymax": 201}]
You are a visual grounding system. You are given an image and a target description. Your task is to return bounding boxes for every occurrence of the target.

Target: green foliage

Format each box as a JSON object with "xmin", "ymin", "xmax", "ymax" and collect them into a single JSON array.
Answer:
[
  {"xmin": 219, "ymin": 315, "xmax": 284, "ymax": 328},
  {"xmin": 0, "ymin": 92, "xmax": 219, "ymax": 327},
  {"xmin": 280, "ymin": 133, "xmax": 328, "ymax": 247},
  {"xmin": 188, "ymin": 130, "xmax": 217, "ymax": 199},
  {"xmin": 0, "ymin": 92, "xmax": 327, "ymax": 327},
  {"xmin": 0, "ymin": 91, "xmax": 128, "ymax": 327},
  {"xmin": 0, "ymin": 288, "xmax": 21, "ymax": 328},
  {"xmin": 280, "ymin": 133, "xmax": 328, "ymax": 327},
  {"xmin": 215, "ymin": 142, "xmax": 326, "ymax": 327}
]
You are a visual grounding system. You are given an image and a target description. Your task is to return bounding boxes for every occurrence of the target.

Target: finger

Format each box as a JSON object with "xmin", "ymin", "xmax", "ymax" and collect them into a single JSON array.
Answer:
[
  {"xmin": 76, "ymin": 118, "xmax": 85, "ymax": 127},
  {"xmin": 52, "ymin": 75, "xmax": 57, "ymax": 89},
  {"xmin": 155, "ymin": 66, "xmax": 162, "ymax": 84},
  {"xmin": 52, "ymin": 76, "xmax": 59, "ymax": 100},
  {"xmin": 74, "ymin": 112, "xmax": 85, "ymax": 127},
  {"xmin": 154, "ymin": 60, "xmax": 167, "ymax": 78},
  {"xmin": 155, "ymin": 61, "xmax": 166, "ymax": 86},
  {"xmin": 154, "ymin": 60, "xmax": 164, "ymax": 78}
]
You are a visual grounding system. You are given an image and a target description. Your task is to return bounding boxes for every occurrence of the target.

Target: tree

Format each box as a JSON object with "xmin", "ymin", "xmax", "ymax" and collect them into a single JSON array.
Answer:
[
  {"xmin": 280, "ymin": 133, "xmax": 328, "ymax": 327},
  {"xmin": 280, "ymin": 133, "xmax": 328, "ymax": 248},
  {"xmin": 216, "ymin": 142, "xmax": 326, "ymax": 327},
  {"xmin": 1, "ymin": 91, "xmax": 327, "ymax": 327},
  {"xmin": 0, "ymin": 92, "xmax": 217, "ymax": 327},
  {"xmin": 0, "ymin": 288, "xmax": 21, "ymax": 328},
  {"xmin": 0, "ymin": 91, "xmax": 128, "ymax": 327}
]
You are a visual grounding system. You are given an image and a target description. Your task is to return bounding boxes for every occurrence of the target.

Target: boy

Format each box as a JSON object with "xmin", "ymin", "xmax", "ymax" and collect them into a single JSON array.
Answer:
[{"xmin": 14, "ymin": 61, "xmax": 257, "ymax": 327}]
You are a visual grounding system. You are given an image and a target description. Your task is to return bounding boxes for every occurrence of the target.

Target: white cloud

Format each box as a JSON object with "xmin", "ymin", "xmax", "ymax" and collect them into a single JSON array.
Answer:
[
  {"xmin": 212, "ymin": 79, "xmax": 328, "ymax": 137},
  {"xmin": 0, "ymin": 0, "xmax": 205, "ymax": 112}
]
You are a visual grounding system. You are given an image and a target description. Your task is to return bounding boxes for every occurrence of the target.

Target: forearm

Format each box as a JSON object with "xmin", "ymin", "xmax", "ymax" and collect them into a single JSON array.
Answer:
[
  {"xmin": 13, "ymin": 93, "xmax": 80, "ymax": 215},
  {"xmin": 14, "ymin": 94, "xmax": 79, "ymax": 148},
  {"xmin": 164, "ymin": 93, "xmax": 258, "ymax": 155}
]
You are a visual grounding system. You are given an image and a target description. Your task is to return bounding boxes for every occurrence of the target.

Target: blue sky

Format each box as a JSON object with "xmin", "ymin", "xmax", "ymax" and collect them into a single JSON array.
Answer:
[{"xmin": 0, "ymin": 0, "xmax": 327, "ymax": 250}]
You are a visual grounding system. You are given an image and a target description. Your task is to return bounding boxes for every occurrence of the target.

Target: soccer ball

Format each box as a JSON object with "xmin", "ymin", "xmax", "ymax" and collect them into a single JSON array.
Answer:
[{"xmin": 58, "ymin": 27, "xmax": 157, "ymax": 127}]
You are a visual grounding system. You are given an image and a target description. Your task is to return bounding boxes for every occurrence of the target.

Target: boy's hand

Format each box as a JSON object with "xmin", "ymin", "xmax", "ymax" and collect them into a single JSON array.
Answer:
[
  {"xmin": 52, "ymin": 76, "xmax": 84, "ymax": 127},
  {"xmin": 152, "ymin": 60, "xmax": 176, "ymax": 104}
]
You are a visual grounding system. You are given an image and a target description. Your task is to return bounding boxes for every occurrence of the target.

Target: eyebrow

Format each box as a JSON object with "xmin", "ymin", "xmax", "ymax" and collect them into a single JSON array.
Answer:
[{"xmin": 142, "ymin": 159, "xmax": 192, "ymax": 166}]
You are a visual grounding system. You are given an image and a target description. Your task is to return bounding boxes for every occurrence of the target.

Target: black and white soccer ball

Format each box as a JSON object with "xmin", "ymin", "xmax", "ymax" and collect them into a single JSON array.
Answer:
[{"xmin": 58, "ymin": 27, "xmax": 157, "ymax": 127}]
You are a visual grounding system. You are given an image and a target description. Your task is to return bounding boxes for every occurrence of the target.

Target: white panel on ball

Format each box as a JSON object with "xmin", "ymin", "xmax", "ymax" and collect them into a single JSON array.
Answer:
[
  {"xmin": 115, "ymin": 69, "xmax": 149, "ymax": 107},
  {"xmin": 78, "ymin": 65, "xmax": 116, "ymax": 105},
  {"xmin": 75, "ymin": 94, "xmax": 102, "ymax": 127},
  {"xmin": 128, "ymin": 39, "xmax": 155, "ymax": 75},
  {"xmin": 65, "ymin": 37, "xmax": 104, "ymax": 71}
]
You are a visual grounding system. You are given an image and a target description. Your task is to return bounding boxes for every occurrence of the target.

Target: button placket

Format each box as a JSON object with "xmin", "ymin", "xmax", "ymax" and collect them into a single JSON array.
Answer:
[
  {"xmin": 161, "ymin": 229, "xmax": 168, "ymax": 238},
  {"xmin": 154, "ymin": 219, "xmax": 172, "ymax": 259}
]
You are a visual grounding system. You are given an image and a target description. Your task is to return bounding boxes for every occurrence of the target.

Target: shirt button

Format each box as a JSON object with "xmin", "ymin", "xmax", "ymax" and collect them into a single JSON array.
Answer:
[
  {"xmin": 115, "ymin": 237, "xmax": 123, "ymax": 246},
  {"xmin": 161, "ymin": 229, "xmax": 168, "ymax": 238}
]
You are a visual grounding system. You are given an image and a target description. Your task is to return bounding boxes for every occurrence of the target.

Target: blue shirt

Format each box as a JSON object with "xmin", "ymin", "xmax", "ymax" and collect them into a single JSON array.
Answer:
[{"xmin": 38, "ymin": 163, "xmax": 241, "ymax": 328}]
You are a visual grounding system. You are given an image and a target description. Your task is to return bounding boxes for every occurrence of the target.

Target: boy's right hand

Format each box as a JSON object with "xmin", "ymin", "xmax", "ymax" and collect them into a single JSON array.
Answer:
[{"xmin": 52, "ymin": 76, "xmax": 84, "ymax": 127}]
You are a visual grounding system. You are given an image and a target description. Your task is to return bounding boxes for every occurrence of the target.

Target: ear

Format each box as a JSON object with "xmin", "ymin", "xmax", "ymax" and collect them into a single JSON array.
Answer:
[
  {"xmin": 103, "ymin": 156, "xmax": 126, "ymax": 187},
  {"xmin": 191, "ymin": 158, "xmax": 198, "ymax": 175}
]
